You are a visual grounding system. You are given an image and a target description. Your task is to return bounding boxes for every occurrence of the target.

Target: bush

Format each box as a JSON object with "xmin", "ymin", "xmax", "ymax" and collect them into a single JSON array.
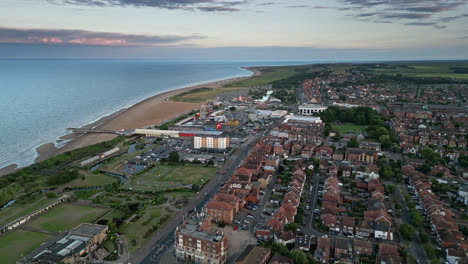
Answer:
[{"xmin": 46, "ymin": 192, "xmax": 58, "ymax": 198}]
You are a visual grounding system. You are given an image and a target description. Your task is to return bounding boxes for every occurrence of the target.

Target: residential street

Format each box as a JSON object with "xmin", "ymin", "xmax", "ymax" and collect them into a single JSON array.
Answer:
[{"xmin": 395, "ymin": 185, "xmax": 428, "ymax": 264}]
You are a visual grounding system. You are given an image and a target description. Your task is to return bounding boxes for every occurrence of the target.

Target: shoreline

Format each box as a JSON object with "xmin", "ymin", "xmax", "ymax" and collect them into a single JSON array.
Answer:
[{"xmin": 0, "ymin": 66, "xmax": 260, "ymax": 175}]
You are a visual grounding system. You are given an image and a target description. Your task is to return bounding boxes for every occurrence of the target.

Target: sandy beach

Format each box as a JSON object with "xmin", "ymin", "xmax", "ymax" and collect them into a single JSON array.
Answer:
[{"xmin": 30, "ymin": 67, "xmax": 260, "ymax": 164}]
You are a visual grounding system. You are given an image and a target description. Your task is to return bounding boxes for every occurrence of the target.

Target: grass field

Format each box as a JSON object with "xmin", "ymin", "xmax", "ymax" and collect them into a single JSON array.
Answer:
[
  {"xmin": 0, "ymin": 229, "xmax": 53, "ymax": 264},
  {"xmin": 70, "ymin": 173, "xmax": 118, "ymax": 187},
  {"xmin": 366, "ymin": 62, "xmax": 468, "ymax": 80},
  {"xmin": 165, "ymin": 190, "xmax": 196, "ymax": 199},
  {"xmin": 332, "ymin": 124, "xmax": 367, "ymax": 134},
  {"xmin": 26, "ymin": 204, "xmax": 107, "ymax": 232},
  {"xmin": 0, "ymin": 197, "xmax": 55, "ymax": 226},
  {"xmin": 121, "ymin": 206, "xmax": 172, "ymax": 253},
  {"xmin": 126, "ymin": 165, "xmax": 216, "ymax": 191},
  {"xmin": 225, "ymin": 66, "xmax": 298, "ymax": 87},
  {"xmin": 171, "ymin": 87, "xmax": 246, "ymax": 102}
]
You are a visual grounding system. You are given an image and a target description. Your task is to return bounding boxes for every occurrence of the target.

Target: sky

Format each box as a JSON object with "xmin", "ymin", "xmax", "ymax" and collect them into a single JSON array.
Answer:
[{"xmin": 0, "ymin": 0, "xmax": 467, "ymax": 60}]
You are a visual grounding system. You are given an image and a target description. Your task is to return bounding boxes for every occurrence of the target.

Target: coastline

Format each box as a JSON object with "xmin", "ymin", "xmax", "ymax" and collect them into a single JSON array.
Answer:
[{"xmin": 28, "ymin": 67, "xmax": 260, "ymax": 166}]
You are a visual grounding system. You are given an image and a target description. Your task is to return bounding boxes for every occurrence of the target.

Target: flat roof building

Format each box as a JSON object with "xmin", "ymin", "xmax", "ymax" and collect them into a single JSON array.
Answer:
[
  {"xmin": 18, "ymin": 223, "xmax": 108, "ymax": 264},
  {"xmin": 175, "ymin": 213, "xmax": 227, "ymax": 264}
]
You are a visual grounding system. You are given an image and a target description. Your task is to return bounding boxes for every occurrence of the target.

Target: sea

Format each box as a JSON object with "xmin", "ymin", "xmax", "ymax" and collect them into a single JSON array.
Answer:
[{"xmin": 0, "ymin": 59, "xmax": 327, "ymax": 170}]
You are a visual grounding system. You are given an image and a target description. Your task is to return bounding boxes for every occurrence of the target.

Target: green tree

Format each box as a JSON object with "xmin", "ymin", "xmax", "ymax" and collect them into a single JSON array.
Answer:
[
  {"xmin": 379, "ymin": 135, "xmax": 392, "ymax": 149},
  {"xmin": 290, "ymin": 249, "xmax": 308, "ymax": 264},
  {"xmin": 458, "ymin": 155, "xmax": 468, "ymax": 168},
  {"xmin": 347, "ymin": 138, "xmax": 359, "ymax": 148},
  {"xmin": 399, "ymin": 223, "xmax": 415, "ymax": 240},
  {"xmin": 169, "ymin": 151, "xmax": 180, "ymax": 163},
  {"xmin": 385, "ymin": 184, "xmax": 396, "ymax": 194},
  {"xmin": 284, "ymin": 223, "xmax": 299, "ymax": 233}
]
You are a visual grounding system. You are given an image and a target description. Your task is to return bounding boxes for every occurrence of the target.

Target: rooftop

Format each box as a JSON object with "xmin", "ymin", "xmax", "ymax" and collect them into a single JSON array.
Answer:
[{"xmin": 177, "ymin": 213, "xmax": 223, "ymax": 242}]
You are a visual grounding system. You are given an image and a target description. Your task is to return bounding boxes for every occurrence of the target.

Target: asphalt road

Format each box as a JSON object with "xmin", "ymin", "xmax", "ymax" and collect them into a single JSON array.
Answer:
[
  {"xmin": 122, "ymin": 134, "xmax": 261, "ymax": 264},
  {"xmin": 395, "ymin": 185, "xmax": 428, "ymax": 264}
]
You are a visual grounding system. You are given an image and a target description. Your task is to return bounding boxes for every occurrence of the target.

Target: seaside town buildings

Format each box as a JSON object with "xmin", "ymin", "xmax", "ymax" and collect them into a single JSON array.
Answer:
[
  {"xmin": 193, "ymin": 135, "xmax": 230, "ymax": 150},
  {"xmin": 175, "ymin": 213, "xmax": 227, "ymax": 264}
]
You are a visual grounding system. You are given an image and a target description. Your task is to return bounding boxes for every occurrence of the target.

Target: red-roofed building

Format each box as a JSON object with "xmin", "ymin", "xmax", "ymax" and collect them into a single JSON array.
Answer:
[
  {"xmin": 321, "ymin": 214, "xmax": 340, "ymax": 232},
  {"xmin": 314, "ymin": 237, "xmax": 331, "ymax": 263}
]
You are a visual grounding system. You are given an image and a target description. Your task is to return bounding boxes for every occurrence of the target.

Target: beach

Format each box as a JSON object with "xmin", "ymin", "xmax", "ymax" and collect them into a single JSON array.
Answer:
[{"xmin": 30, "ymin": 67, "xmax": 260, "ymax": 164}]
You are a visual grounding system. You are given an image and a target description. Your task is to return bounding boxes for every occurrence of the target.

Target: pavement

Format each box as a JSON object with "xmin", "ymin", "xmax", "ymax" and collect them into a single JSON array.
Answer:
[{"xmin": 119, "ymin": 134, "xmax": 262, "ymax": 264}]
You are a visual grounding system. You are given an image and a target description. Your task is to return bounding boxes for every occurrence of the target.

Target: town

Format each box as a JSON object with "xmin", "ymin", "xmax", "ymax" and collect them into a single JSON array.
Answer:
[{"xmin": 1, "ymin": 62, "xmax": 468, "ymax": 264}]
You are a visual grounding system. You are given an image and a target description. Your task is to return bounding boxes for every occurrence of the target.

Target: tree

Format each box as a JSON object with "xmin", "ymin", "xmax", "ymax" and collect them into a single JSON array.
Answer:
[
  {"xmin": 379, "ymin": 135, "xmax": 392, "ymax": 149},
  {"xmin": 290, "ymin": 249, "xmax": 308, "ymax": 264},
  {"xmin": 347, "ymin": 138, "xmax": 359, "ymax": 148},
  {"xmin": 284, "ymin": 223, "xmax": 299, "ymax": 233},
  {"xmin": 423, "ymin": 244, "xmax": 435, "ymax": 259},
  {"xmin": 385, "ymin": 184, "xmax": 396, "ymax": 194},
  {"xmin": 399, "ymin": 223, "xmax": 415, "ymax": 240},
  {"xmin": 459, "ymin": 155, "xmax": 468, "ymax": 168},
  {"xmin": 168, "ymin": 151, "xmax": 179, "ymax": 163}
]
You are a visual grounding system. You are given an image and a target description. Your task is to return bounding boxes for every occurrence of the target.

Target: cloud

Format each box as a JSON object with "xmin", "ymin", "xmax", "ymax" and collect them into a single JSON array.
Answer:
[
  {"xmin": 458, "ymin": 36, "xmax": 468, "ymax": 39},
  {"xmin": 0, "ymin": 27, "xmax": 203, "ymax": 46},
  {"xmin": 50, "ymin": 0, "xmax": 249, "ymax": 11},
  {"xmin": 286, "ymin": 5, "xmax": 308, "ymax": 8},
  {"xmin": 332, "ymin": 0, "xmax": 468, "ymax": 27},
  {"xmin": 197, "ymin": 5, "xmax": 239, "ymax": 11}
]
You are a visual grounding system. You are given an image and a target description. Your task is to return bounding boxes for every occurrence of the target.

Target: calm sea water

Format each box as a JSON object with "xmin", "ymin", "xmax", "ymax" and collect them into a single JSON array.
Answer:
[{"xmin": 0, "ymin": 59, "xmax": 319, "ymax": 169}]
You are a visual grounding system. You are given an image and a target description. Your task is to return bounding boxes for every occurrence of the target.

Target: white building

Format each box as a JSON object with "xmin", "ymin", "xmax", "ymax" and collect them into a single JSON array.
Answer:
[
  {"xmin": 299, "ymin": 104, "xmax": 328, "ymax": 115},
  {"xmin": 193, "ymin": 135, "xmax": 230, "ymax": 150}
]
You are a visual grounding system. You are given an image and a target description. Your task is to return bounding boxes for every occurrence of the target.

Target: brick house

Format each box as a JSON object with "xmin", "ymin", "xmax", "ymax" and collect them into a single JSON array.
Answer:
[{"xmin": 354, "ymin": 239, "xmax": 372, "ymax": 255}]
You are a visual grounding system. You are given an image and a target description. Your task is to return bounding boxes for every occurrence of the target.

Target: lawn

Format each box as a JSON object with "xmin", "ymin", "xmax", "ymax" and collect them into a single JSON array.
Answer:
[
  {"xmin": 70, "ymin": 173, "xmax": 118, "ymax": 187},
  {"xmin": 331, "ymin": 124, "xmax": 367, "ymax": 134},
  {"xmin": 26, "ymin": 204, "xmax": 107, "ymax": 232},
  {"xmin": 0, "ymin": 197, "xmax": 55, "ymax": 226},
  {"xmin": 171, "ymin": 87, "xmax": 246, "ymax": 102},
  {"xmin": 121, "ymin": 206, "xmax": 172, "ymax": 253},
  {"xmin": 126, "ymin": 165, "xmax": 216, "ymax": 191},
  {"xmin": 165, "ymin": 190, "xmax": 196, "ymax": 199},
  {"xmin": 0, "ymin": 229, "xmax": 53, "ymax": 264}
]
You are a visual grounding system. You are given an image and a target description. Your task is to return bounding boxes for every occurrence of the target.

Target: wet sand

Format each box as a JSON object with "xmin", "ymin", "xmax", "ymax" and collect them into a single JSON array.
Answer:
[{"xmin": 32, "ymin": 67, "xmax": 260, "ymax": 163}]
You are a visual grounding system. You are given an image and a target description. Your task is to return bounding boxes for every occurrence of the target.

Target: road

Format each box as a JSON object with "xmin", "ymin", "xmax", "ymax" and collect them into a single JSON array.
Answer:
[
  {"xmin": 122, "ymin": 134, "xmax": 261, "ymax": 264},
  {"xmin": 395, "ymin": 185, "xmax": 428, "ymax": 264}
]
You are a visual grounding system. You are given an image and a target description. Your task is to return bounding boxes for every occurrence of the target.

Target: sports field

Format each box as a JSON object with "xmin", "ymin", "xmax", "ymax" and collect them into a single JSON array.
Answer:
[
  {"xmin": 26, "ymin": 204, "xmax": 107, "ymax": 232},
  {"xmin": 126, "ymin": 165, "xmax": 216, "ymax": 191},
  {"xmin": 331, "ymin": 124, "xmax": 367, "ymax": 134},
  {"xmin": 0, "ymin": 229, "xmax": 53, "ymax": 264}
]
